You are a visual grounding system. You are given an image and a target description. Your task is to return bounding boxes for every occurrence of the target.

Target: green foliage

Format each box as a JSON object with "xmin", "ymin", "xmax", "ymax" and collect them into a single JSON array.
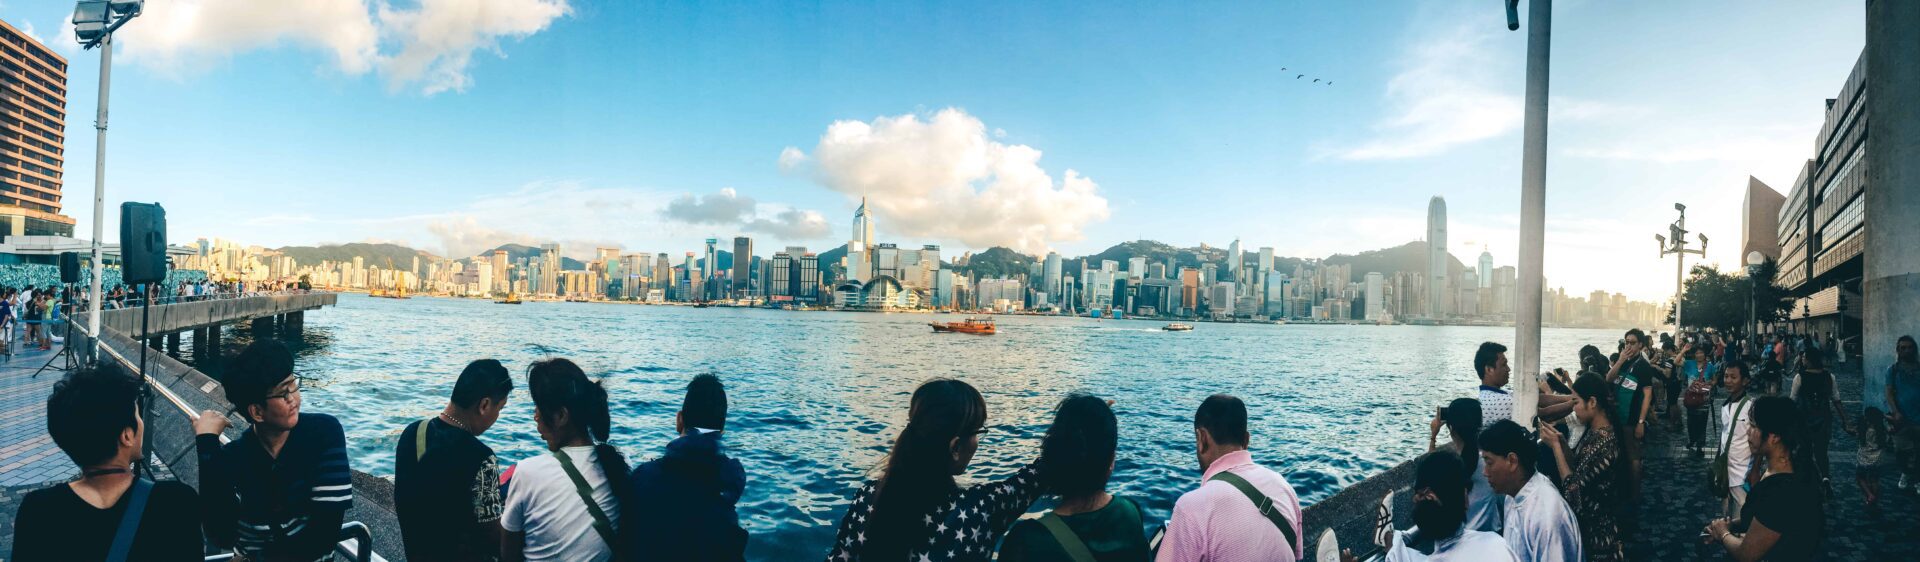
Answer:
[
  {"xmin": 1668, "ymin": 260, "xmax": 1791, "ymax": 333},
  {"xmin": 1322, "ymin": 241, "xmax": 1466, "ymax": 278},
  {"xmin": 954, "ymin": 247, "xmax": 1037, "ymax": 279}
]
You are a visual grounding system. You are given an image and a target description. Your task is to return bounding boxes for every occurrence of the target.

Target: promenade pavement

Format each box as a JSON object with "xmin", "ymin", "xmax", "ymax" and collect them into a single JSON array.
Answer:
[
  {"xmin": 1627, "ymin": 359, "xmax": 1920, "ymax": 560},
  {"xmin": 0, "ymin": 340, "xmax": 85, "ymax": 561}
]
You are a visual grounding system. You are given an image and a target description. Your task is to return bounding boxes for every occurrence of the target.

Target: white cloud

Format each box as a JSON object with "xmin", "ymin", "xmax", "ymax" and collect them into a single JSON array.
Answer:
[
  {"xmin": 376, "ymin": 0, "xmax": 571, "ymax": 95},
  {"xmin": 661, "ymin": 187, "xmax": 756, "ymax": 224},
  {"xmin": 777, "ymin": 147, "xmax": 807, "ymax": 172},
  {"xmin": 108, "ymin": 0, "xmax": 568, "ymax": 95},
  {"xmin": 785, "ymin": 108, "xmax": 1111, "ymax": 254},
  {"xmin": 744, "ymin": 207, "xmax": 831, "ymax": 240},
  {"xmin": 1328, "ymin": 22, "xmax": 1521, "ymax": 160},
  {"xmin": 116, "ymin": 0, "xmax": 381, "ymax": 75}
]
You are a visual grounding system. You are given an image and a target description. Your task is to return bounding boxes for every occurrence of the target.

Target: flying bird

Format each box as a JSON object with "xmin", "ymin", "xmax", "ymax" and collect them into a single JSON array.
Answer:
[
  {"xmin": 1327, "ymin": 81, "xmax": 1334, "ymax": 86},
  {"xmin": 1312, "ymin": 78, "xmax": 1320, "ymax": 83},
  {"xmin": 1296, "ymin": 74, "xmax": 1304, "ymax": 79}
]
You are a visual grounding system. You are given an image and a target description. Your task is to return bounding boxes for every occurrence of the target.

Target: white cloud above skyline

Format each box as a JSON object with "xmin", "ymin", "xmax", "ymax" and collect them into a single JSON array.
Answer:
[
  {"xmin": 783, "ymin": 108, "xmax": 1111, "ymax": 255},
  {"xmin": 106, "ymin": 0, "xmax": 567, "ymax": 95}
]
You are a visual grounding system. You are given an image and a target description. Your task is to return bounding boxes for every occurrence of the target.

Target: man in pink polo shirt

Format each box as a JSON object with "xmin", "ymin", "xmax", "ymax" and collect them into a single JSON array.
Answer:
[{"xmin": 1157, "ymin": 394, "xmax": 1305, "ymax": 562}]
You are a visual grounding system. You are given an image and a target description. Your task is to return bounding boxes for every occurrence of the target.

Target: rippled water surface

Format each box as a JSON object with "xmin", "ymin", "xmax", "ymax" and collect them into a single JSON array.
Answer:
[{"xmin": 200, "ymin": 294, "xmax": 1619, "ymax": 560}]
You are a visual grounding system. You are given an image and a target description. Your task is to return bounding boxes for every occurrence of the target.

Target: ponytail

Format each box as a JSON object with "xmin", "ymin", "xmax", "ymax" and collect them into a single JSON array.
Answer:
[
  {"xmin": 528, "ymin": 358, "xmax": 635, "ymax": 556},
  {"xmin": 866, "ymin": 379, "xmax": 987, "ymax": 560}
]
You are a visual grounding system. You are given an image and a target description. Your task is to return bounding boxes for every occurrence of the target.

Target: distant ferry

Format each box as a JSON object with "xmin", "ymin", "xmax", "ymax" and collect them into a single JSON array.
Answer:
[
  {"xmin": 930, "ymin": 317, "xmax": 996, "ymax": 335},
  {"xmin": 1163, "ymin": 323, "xmax": 1194, "ymax": 332},
  {"xmin": 495, "ymin": 293, "xmax": 523, "ymax": 305}
]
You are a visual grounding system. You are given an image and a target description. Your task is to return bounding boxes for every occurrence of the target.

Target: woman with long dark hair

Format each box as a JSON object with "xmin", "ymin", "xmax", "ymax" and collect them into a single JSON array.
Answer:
[
  {"xmin": 999, "ymin": 394, "xmax": 1147, "ymax": 562},
  {"xmin": 501, "ymin": 358, "xmax": 634, "ymax": 562},
  {"xmin": 1704, "ymin": 396, "xmax": 1826, "ymax": 560},
  {"xmin": 1426, "ymin": 398, "xmax": 1499, "ymax": 532},
  {"xmin": 1538, "ymin": 374, "xmax": 1626, "ymax": 562},
  {"xmin": 1789, "ymin": 350, "xmax": 1846, "ymax": 494},
  {"xmin": 826, "ymin": 379, "xmax": 1049, "ymax": 561}
]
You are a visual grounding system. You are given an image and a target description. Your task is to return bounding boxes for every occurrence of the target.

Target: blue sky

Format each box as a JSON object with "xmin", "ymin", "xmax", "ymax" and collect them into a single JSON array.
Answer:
[{"xmin": 0, "ymin": 0, "xmax": 1866, "ymax": 300}]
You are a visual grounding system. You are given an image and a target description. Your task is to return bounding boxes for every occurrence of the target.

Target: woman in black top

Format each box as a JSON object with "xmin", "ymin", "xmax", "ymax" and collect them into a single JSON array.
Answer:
[
  {"xmin": 827, "ymin": 379, "xmax": 1049, "ymax": 562},
  {"xmin": 1789, "ymin": 351, "xmax": 1847, "ymax": 492},
  {"xmin": 1000, "ymin": 394, "xmax": 1148, "ymax": 562},
  {"xmin": 12, "ymin": 364, "xmax": 203, "ymax": 561},
  {"xmin": 1703, "ymin": 396, "xmax": 1825, "ymax": 561}
]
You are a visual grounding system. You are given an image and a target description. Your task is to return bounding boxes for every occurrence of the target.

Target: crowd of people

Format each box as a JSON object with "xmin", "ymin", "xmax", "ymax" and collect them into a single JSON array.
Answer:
[{"xmin": 7, "ymin": 326, "xmax": 1917, "ymax": 561}]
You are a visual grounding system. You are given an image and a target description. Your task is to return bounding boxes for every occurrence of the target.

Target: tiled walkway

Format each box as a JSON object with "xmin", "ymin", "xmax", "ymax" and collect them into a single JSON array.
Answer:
[
  {"xmin": 1628, "ymin": 360, "xmax": 1920, "ymax": 560},
  {"xmin": 0, "ymin": 343, "xmax": 80, "ymax": 487}
]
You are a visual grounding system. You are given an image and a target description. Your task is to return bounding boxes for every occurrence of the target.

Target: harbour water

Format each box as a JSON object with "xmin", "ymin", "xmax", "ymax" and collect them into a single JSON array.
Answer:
[{"xmin": 191, "ymin": 294, "xmax": 1617, "ymax": 560}]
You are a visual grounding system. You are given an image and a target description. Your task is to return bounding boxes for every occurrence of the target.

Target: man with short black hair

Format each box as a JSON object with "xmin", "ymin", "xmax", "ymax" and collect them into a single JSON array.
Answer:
[
  {"xmin": 1475, "ymin": 342, "xmax": 1573, "ymax": 432},
  {"xmin": 12, "ymin": 364, "xmax": 203, "ymax": 561},
  {"xmin": 1480, "ymin": 421, "xmax": 1580, "ymax": 562},
  {"xmin": 1355, "ymin": 451, "xmax": 1519, "ymax": 562},
  {"xmin": 397, "ymin": 359, "xmax": 515, "ymax": 562},
  {"xmin": 1158, "ymin": 394, "xmax": 1303, "ymax": 562},
  {"xmin": 628, "ymin": 373, "xmax": 748, "ymax": 560},
  {"xmin": 196, "ymin": 340, "xmax": 353, "ymax": 562}
]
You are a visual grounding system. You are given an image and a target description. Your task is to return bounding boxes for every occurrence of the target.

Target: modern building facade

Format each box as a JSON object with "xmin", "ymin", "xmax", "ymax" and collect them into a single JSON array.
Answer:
[
  {"xmin": 0, "ymin": 20, "xmax": 73, "ymax": 238},
  {"xmin": 732, "ymin": 236, "xmax": 753, "ymax": 298},
  {"xmin": 1776, "ymin": 51, "xmax": 1868, "ymax": 337}
]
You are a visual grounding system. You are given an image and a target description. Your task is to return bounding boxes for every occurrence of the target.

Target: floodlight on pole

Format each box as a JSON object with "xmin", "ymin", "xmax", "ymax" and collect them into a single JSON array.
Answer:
[{"xmin": 74, "ymin": 0, "xmax": 143, "ymax": 363}]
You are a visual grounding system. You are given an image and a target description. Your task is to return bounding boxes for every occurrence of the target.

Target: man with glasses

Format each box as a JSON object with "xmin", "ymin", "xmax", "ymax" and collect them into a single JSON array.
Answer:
[
  {"xmin": 196, "ymin": 340, "xmax": 353, "ymax": 562},
  {"xmin": 1885, "ymin": 335, "xmax": 1920, "ymax": 492}
]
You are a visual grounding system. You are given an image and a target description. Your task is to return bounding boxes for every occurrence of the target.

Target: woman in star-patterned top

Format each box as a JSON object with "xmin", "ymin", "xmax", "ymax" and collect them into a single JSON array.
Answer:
[{"xmin": 826, "ymin": 379, "xmax": 1050, "ymax": 562}]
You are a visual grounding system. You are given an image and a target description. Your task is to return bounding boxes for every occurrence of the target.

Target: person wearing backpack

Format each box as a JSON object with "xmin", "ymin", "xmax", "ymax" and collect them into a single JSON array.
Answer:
[
  {"xmin": 1157, "ymin": 394, "xmax": 1303, "ymax": 562},
  {"xmin": 1000, "ymin": 394, "xmax": 1148, "ymax": 562},
  {"xmin": 11, "ymin": 363, "xmax": 202, "ymax": 562},
  {"xmin": 1789, "ymin": 350, "xmax": 1847, "ymax": 495},
  {"xmin": 502, "ymin": 358, "xmax": 633, "ymax": 562}
]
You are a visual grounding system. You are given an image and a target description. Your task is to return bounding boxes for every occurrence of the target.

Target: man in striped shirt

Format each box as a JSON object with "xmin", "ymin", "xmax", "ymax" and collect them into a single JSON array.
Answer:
[{"xmin": 197, "ymin": 341, "xmax": 354, "ymax": 562}]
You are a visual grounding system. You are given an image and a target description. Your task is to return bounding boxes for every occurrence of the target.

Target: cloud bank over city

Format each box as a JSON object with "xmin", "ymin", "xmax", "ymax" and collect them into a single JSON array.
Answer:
[{"xmin": 782, "ymin": 108, "xmax": 1111, "ymax": 255}]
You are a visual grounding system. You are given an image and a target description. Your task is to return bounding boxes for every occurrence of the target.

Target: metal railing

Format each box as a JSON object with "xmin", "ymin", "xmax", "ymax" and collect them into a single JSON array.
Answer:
[{"xmin": 92, "ymin": 328, "xmax": 386, "ymax": 562}]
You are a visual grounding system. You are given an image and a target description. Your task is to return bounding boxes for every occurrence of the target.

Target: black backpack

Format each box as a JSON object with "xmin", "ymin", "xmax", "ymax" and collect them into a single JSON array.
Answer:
[{"xmin": 1797, "ymin": 370, "xmax": 1833, "ymax": 423}]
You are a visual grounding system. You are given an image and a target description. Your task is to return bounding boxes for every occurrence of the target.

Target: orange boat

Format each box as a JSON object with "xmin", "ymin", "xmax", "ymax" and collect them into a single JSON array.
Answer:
[{"xmin": 930, "ymin": 317, "xmax": 996, "ymax": 334}]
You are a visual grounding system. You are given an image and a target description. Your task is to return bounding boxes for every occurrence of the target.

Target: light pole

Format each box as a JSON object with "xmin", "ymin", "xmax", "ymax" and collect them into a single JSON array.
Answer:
[
  {"xmin": 1657, "ymin": 203, "xmax": 1707, "ymax": 331},
  {"xmin": 1746, "ymin": 250, "xmax": 1765, "ymax": 342},
  {"xmin": 1505, "ymin": 0, "xmax": 1550, "ymax": 425},
  {"xmin": 71, "ymin": 0, "xmax": 143, "ymax": 352}
]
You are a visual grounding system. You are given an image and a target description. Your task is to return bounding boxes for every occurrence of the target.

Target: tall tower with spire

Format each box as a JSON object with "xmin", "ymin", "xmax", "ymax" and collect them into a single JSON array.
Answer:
[
  {"xmin": 847, "ymin": 197, "xmax": 876, "ymax": 283},
  {"xmin": 1478, "ymin": 246, "xmax": 1493, "ymax": 289}
]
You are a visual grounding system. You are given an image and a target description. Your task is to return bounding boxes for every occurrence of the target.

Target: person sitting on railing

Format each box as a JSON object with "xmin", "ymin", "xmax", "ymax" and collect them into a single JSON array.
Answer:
[
  {"xmin": 1480, "ymin": 420, "xmax": 1581, "ymax": 562},
  {"xmin": 1156, "ymin": 394, "xmax": 1303, "ymax": 562},
  {"xmin": 999, "ymin": 394, "xmax": 1148, "ymax": 562},
  {"xmin": 626, "ymin": 374, "xmax": 748, "ymax": 561},
  {"xmin": 502, "ymin": 358, "xmax": 634, "ymax": 562},
  {"xmin": 11, "ymin": 363, "xmax": 204, "ymax": 562},
  {"xmin": 195, "ymin": 340, "xmax": 355, "ymax": 562},
  {"xmin": 1345, "ymin": 450, "xmax": 1521, "ymax": 562},
  {"xmin": 397, "ymin": 359, "xmax": 515, "ymax": 562}
]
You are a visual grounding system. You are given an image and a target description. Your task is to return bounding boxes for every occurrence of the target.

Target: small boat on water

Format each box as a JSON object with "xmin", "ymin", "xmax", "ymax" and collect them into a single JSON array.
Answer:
[
  {"xmin": 1163, "ymin": 323, "xmax": 1194, "ymax": 332},
  {"xmin": 495, "ymin": 293, "xmax": 523, "ymax": 304},
  {"xmin": 930, "ymin": 317, "xmax": 996, "ymax": 334}
]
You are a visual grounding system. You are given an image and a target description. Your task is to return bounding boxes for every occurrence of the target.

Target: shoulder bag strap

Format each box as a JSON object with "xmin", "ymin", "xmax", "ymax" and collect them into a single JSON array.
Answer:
[
  {"xmin": 551, "ymin": 450, "xmax": 621, "ymax": 553},
  {"xmin": 1208, "ymin": 471, "xmax": 1298, "ymax": 552},
  {"xmin": 105, "ymin": 478, "xmax": 155, "ymax": 562},
  {"xmin": 1721, "ymin": 397, "xmax": 1749, "ymax": 454},
  {"xmin": 414, "ymin": 419, "xmax": 431, "ymax": 463},
  {"xmin": 1037, "ymin": 512, "xmax": 1098, "ymax": 562}
]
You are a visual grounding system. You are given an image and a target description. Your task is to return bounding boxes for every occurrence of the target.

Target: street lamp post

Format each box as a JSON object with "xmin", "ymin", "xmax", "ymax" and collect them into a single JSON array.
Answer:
[
  {"xmin": 1747, "ymin": 250, "xmax": 1766, "ymax": 342},
  {"xmin": 1657, "ymin": 203, "xmax": 1707, "ymax": 331},
  {"xmin": 1505, "ymin": 0, "xmax": 1550, "ymax": 426},
  {"xmin": 71, "ymin": 0, "xmax": 143, "ymax": 353}
]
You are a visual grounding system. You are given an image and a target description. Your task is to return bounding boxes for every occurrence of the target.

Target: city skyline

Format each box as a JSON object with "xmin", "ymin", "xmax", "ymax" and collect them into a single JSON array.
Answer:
[{"xmin": 0, "ymin": 0, "xmax": 1869, "ymax": 302}]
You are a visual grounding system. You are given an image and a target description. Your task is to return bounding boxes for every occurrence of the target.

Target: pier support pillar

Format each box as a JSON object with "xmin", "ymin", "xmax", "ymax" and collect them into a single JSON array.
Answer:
[
  {"xmin": 206, "ymin": 325, "xmax": 223, "ymax": 368},
  {"xmin": 283, "ymin": 311, "xmax": 303, "ymax": 338},
  {"xmin": 251, "ymin": 317, "xmax": 274, "ymax": 339},
  {"xmin": 1865, "ymin": 0, "xmax": 1920, "ymax": 408},
  {"xmin": 192, "ymin": 327, "xmax": 208, "ymax": 359},
  {"xmin": 166, "ymin": 332, "xmax": 181, "ymax": 356}
]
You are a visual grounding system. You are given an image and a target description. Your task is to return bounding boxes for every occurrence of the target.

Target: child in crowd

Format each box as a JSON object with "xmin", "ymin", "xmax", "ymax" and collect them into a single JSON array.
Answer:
[{"xmin": 1852, "ymin": 406, "xmax": 1890, "ymax": 510}]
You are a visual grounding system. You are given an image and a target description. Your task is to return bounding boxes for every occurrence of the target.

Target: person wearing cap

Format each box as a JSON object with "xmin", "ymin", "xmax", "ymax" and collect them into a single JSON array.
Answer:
[
  {"xmin": 195, "ymin": 340, "xmax": 353, "ymax": 562},
  {"xmin": 626, "ymin": 373, "xmax": 748, "ymax": 560},
  {"xmin": 397, "ymin": 359, "xmax": 515, "ymax": 562}
]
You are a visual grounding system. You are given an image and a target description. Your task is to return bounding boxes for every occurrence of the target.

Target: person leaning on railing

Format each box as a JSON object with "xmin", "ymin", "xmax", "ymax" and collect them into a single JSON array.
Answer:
[{"xmin": 195, "ymin": 340, "xmax": 354, "ymax": 562}]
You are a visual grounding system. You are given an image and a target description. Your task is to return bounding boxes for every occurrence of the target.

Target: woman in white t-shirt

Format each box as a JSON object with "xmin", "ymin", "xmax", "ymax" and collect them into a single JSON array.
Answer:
[{"xmin": 502, "ymin": 358, "xmax": 634, "ymax": 562}]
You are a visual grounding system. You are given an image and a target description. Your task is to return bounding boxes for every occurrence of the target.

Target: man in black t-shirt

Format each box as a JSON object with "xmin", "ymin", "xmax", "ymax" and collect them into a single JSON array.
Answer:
[
  {"xmin": 396, "ymin": 359, "xmax": 515, "ymax": 562},
  {"xmin": 12, "ymin": 364, "xmax": 202, "ymax": 561}
]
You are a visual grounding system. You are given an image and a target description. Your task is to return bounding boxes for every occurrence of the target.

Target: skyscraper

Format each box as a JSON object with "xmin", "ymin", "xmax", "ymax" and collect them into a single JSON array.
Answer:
[
  {"xmin": 1365, "ymin": 272, "xmax": 1384, "ymax": 321},
  {"xmin": 1427, "ymin": 196, "xmax": 1449, "ymax": 317},
  {"xmin": 1227, "ymin": 239, "xmax": 1242, "ymax": 282},
  {"xmin": 1044, "ymin": 251, "xmax": 1063, "ymax": 305},
  {"xmin": 541, "ymin": 243, "xmax": 561, "ymax": 296},
  {"xmin": 851, "ymin": 197, "xmax": 874, "ymax": 251},
  {"xmin": 733, "ymin": 236, "xmax": 753, "ymax": 297},
  {"xmin": 1477, "ymin": 247, "xmax": 1493, "ymax": 289}
]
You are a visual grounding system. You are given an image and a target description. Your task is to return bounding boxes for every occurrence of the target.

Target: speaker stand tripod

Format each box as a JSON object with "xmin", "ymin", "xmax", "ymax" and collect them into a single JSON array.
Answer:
[{"xmin": 32, "ymin": 283, "xmax": 79, "ymax": 378}]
